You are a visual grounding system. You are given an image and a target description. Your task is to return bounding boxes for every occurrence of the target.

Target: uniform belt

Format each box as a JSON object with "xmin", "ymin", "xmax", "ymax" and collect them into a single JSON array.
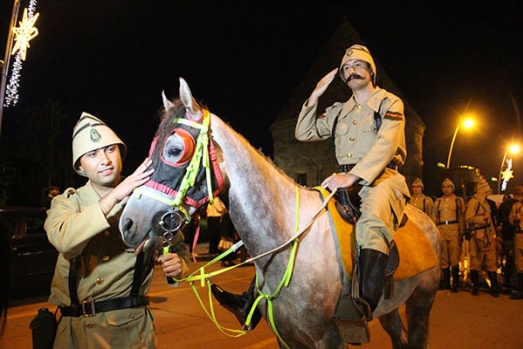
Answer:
[
  {"xmin": 339, "ymin": 161, "xmax": 397, "ymax": 173},
  {"xmin": 437, "ymin": 220, "xmax": 458, "ymax": 226},
  {"xmin": 472, "ymin": 224, "xmax": 491, "ymax": 229},
  {"xmin": 59, "ymin": 295, "xmax": 149, "ymax": 317}
]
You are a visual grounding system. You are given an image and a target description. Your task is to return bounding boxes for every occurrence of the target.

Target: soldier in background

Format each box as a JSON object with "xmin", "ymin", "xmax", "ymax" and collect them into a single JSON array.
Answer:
[
  {"xmin": 498, "ymin": 192, "xmax": 518, "ymax": 293},
  {"xmin": 433, "ymin": 178, "xmax": 466, "ymax": 292},
  {"xmin": 507, "ymin": 185, "xmax": 523, "ymax": 299},
  {"xmin": 410, "ymin": 177, "xmax": 434, "ymax": 217},
  {"xmin": 465, "ymin": 177, "xmax": 498, "ymax": 297}
]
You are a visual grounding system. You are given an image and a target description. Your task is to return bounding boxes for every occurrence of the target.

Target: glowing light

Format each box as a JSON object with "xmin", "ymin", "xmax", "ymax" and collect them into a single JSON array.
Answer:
[
  {"xmin": 11, "ymin": 9, "xmax": 39, "ymax": 61},
  {"xmin": 4, "ymin": 0, "xmax": 38, "ymax": 108},
  {"xmin": 501, "ymin": 159, "xmax": 514, "ymax": 192}
]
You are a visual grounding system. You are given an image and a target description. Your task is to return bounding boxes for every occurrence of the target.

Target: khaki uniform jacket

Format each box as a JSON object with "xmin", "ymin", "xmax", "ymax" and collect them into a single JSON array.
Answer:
[
  {"xmin": 45, "ymin": 181, "xmax": 190, "ymax": 307},
  {"xmin": 433, "ymin": 194, "xmax": 466, "ymax": 235},
  {"xmin": 465, "ymin": 195, "xmax": 496, "ymax": 243},
  {"xmin": 295, "ymin": 88, "xmax": 406, "ymax": 186},
  {"xmin": 410, "ymin": 194, "xmax": 434, "ymax": 217},
  {"xmin": 295, "ymin": 88, "xmax": 409, "ymax": 252}
]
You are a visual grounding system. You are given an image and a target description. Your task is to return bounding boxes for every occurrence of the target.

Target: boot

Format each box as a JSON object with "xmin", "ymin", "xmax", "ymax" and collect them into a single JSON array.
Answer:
[
  {"xmin": 487, "ymin": 271, "xmax": 499, "ymax": 297},
  {"xmin": 510, "ymin": 273, "xmax": 523, "ymax": 300},
  {"xmin": 450, "ymin": 266, "xmax": 460, "ymax": 293},
  {"xmin": 358, "ymin": 249, "xmax": 388, "ymax": 320},
  {"xmin": 439, "ymin": 268, "xmax": 450, "ymax": 290},
  {"xmin": 470, "ymin": 270, "xmax": 479, "ymax": 296},
  {"xmin": 211, "ymin": 277, "xmax": 262, "ymax": 330}
]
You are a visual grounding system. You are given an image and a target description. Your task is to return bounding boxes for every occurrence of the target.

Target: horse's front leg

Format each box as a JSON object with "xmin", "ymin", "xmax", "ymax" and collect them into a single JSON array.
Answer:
[{"xmin": 378, "ymin": 309, "xmax": 408, "ymax": 349}]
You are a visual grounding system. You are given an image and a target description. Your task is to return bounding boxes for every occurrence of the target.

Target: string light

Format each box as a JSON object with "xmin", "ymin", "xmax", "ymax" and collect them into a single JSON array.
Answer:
[
  {"xmin": 501, "ymin": 159, "xmax": 514, "ymax": 192},
  {"xmin": 4, "ymin": 0, "xmax": 39, "ymax": 108}
]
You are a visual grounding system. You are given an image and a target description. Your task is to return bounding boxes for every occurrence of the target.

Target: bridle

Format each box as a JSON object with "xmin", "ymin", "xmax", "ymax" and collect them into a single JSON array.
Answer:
[{"xmin": 132, "ymin": 108, "xmax": 223, "ymax": 240}]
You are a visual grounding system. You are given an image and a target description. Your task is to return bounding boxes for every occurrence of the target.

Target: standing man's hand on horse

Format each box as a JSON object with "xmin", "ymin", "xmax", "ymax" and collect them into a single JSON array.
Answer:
[
  {"xmin": 307, "ymin": 68, "xmax": 338, "ymax": 106},
  {"xmin": 100, "ymin": 158, "xmax": 154, "ymax": 215},
  {"xmin": 158, "ymin": 253, "xmax": 188, "ymax": 279},
  {"xmin": 322, "ymin": 172, "xmax": 360, "ymax": 191}
]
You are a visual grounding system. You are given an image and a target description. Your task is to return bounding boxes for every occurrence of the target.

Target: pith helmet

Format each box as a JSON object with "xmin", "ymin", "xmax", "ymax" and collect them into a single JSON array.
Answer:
[
  {"xmin": 72, "ymin": 112, "xmax": 127, "ymax": 176},
  {"xmin": 441, "ymin": 178, "xmax": 455, "ymax": 190},
  {"xmin": 412, "ymin": 177, "xmax": 424, "ymax": 189},
  {"xmin": 339, "ymin": 44, "xmax": 377, "ymax": 84},
  {"xmin": 513, "ymin": 185, "xmax": 523, "ymax": 198},
  {"xmin": 475, "ymin": 177, "xmax": 491, "ymax": 194}
]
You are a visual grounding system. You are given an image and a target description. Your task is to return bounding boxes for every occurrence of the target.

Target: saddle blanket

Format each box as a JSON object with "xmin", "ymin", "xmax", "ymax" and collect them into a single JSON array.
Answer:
[{"xmin": 316, "ymin": 187, "xmax": 438, "ymax": 280}]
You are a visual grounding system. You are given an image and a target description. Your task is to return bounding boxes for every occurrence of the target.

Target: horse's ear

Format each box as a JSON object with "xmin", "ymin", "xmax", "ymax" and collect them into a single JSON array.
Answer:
[
  {"xmin": 162, "ymin": 91, "xmax": 175, "ymax": 112},
  {"xmin": 179, "ymin": 77, "xmax": 201, "ymax": 120}
]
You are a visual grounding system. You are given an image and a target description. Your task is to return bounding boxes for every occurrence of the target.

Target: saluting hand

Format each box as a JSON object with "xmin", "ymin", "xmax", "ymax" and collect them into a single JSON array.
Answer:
[{"xmin": 307, "ymin": 68, "xmax": 338, "ymax": 106}]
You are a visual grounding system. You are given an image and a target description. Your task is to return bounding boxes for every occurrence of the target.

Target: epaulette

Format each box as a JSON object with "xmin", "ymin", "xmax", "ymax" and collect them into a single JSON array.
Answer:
[{"xmin": 384, "ymin": 111, "xmax": 404, "ymax": 120}]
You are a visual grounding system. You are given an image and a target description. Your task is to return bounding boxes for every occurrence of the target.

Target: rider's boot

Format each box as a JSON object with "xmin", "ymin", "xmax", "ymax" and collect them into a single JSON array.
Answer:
[
  {"xmin": 450, "ymin": 266, "xmax": 460, "ymax": 293},
  {"xmin": 487, "ymin": 271, "xmax": 499, "ymax": 297},
  {"xmin": 211, "ymin": 277, "xmax": 262, "ymax": 330},
  {"xmin": 439, "ymin": 268, "xmax": 450, "ymax": 290},
  {"xmin": 357, "ymin": 248, "xmax": 388, "ymax": 321},
  {"xmin": 470, "ymin": 270, "xmax": 479, "ymax": 296}
]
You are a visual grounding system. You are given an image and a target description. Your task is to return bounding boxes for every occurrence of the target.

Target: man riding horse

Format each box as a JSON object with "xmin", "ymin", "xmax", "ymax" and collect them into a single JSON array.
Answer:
[{"xmin": 212, "ymin": 44, "xmax": 410, "ymax": 325}]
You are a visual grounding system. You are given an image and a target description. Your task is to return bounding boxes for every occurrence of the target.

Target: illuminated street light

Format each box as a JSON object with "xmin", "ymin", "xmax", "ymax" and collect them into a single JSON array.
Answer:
[
  {"xmin": 446, "ymin": 117, "xmax": 475, "ymax": 168},
  {"xmin": 498, "ymin": 144, "xmax": 521, "ymax": 194}
]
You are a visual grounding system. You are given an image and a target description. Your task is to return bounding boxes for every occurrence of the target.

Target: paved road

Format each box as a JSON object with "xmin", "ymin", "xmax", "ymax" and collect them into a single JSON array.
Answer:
[{"xmin": 1, "ymin": 255, "xmax": 523, "ymax": 348}]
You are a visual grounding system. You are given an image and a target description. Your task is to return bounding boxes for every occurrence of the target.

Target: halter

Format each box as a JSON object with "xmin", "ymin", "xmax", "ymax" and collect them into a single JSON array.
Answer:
[{"xmin": 133, "ymin": 109, "xmax": 223, "ymax": 235}]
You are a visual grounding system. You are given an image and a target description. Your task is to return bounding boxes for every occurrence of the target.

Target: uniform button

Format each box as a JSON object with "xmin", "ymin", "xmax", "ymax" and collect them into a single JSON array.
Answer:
[
  {"xmin": 352, "ymin": 120, "xmax": 357, "ymax": 125},
  {"xmin": 347, "ymin": 154, "xmax": 353, "ymax": 158},
  {"xmin": 102, "ymin": 255, "xmax": 110, "ymax": 262},
  {"xmin": 96, "ymin": 277, "xmax": 104, "ymax": 285},
  {"xmin": 349, "ymin": 137, "xmax": 355, "ymax": 142},
  {"xmin": 104, "ymin": 231, "xmax": 110, "ymax": 236},
  {"xmin": 129, "ymin": 313, "xmax": 135, "ymax": 319},
  {"xmin": 85, "ymin": 322, "xmax": 93, "ymax": 329},
  {"xmin": 371, "ymin": 126, "xmax": 377, "ymax": 131},
  {"xmin": 356, "ymin": 104, "xmax": 362, "ymax": 109}
]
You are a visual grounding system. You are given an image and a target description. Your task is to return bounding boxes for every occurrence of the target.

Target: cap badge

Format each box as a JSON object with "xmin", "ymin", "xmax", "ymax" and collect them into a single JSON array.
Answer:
[{"xmin": 90, "ymin": 129, "xmax": 101, "ymax": 143}]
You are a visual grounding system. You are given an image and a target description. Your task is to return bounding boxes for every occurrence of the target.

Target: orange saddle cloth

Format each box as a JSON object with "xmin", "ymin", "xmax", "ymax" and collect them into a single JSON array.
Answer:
[{"xmin": 316, "ymin": 187, "xmax": 438, "ymax": 280}]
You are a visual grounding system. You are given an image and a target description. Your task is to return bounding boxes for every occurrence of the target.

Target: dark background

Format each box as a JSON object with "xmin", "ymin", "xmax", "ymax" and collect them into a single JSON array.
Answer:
[{"xmin": 1, "ymin": 0, "xmax": 522, "ymax": 203}]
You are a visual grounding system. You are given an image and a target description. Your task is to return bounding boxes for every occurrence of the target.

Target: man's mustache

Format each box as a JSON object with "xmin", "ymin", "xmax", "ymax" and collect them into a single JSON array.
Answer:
[{"xmin": 347, "ymin": 74, "xmax": 364, "ymax": 81}]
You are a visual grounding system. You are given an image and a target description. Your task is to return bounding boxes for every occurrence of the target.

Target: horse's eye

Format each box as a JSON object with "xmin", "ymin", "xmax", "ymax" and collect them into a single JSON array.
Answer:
[
  {"xmin": 168, "ymin": 147, "xmax": 183, "ymax": 157},
  {"xmin": 160, "ymin": 128, "xmax": 196, "ymax": 167}
]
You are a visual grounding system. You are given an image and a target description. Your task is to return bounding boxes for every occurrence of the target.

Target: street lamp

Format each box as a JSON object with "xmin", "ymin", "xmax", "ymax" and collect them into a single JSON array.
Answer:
[
  {"xmin": 446, "ymin": 118, "xmax": 475, "ymax": 168},
  {"xmin": 498, "ymin": 144, "xmax": 521, "ymax": 194}
]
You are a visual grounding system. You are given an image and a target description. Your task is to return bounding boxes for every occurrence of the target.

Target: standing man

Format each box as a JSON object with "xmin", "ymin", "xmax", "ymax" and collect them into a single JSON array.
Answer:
[
  {"xmin": 295, "ymin": 44, "xmax": 410, "ymax": 319},
  {"xmin": 45, "ymin": 113, "xmax": 190, "ymax": 348},
  {"xmin": 433, "ymin": 178, "xmax": 466, "ymax": 293},
  {"xmin": 410, "ymin": 177, "xmax": 434, "ymax": 217},
  {"xmin": 498, "ymin": 192, "xmax": 517, "ymax": 293},
  {"xmin": 206, "ymin": 196, "xmax": 227, "ymax": 255},
  {"xmin": 508, "ymin": 185, "xmax": 523, "ymax": 299},
  {"xmin": 465, "ymin": 177, "xmax": 498, "ymax": 297}
]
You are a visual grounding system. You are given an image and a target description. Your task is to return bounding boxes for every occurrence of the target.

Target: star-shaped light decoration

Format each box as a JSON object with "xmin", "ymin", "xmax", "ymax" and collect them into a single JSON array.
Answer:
[
  {"xmin": 501, "ymin": 168, "xmax": 514, "ymax": 181},
  {"xmin": 11, "ymin": 8, "xmax": 40, "ymax": 61}
]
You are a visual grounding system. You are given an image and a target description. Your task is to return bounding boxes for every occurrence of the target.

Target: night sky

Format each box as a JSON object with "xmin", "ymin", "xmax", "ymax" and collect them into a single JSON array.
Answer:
[{"xmin": 1, "ymin": 0, "xmax": 522, "ymax": 196}]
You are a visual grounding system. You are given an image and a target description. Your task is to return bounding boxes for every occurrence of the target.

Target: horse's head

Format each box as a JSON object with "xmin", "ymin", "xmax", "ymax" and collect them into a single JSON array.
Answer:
[{"xmin": 119, "ymin": 78, "xmax": 223, "ymax": 252}]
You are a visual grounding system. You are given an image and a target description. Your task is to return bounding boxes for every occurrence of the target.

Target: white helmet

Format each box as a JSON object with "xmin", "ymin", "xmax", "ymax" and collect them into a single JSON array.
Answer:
[{"xmin": 72, "ymin": 112, "xmax": 127, "ymax": 176}]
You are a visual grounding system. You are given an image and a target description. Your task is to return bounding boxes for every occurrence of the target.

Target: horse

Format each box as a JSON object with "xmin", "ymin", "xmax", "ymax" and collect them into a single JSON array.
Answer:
[{"xmin": 119, "ymin": 78, "xmax": 441, "ymax": 349}]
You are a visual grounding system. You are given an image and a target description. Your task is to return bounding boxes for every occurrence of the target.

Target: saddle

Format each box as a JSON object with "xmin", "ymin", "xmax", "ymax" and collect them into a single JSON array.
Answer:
[{"xmin": 316, "ymin": 187, "xmax": 439, "ymax": 345}]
